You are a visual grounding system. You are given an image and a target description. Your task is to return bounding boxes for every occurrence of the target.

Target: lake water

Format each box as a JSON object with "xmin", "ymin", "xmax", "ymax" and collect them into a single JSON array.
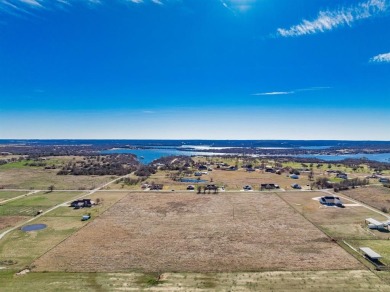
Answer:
[
  {"xmin": 101, "ymin": 148, "xmax": 231, "ymax": 164},
  {"xmin": 180, "ymin": 178, "xmax": 208, "ymax": 183},
  {"xmin": 297, "ymin": 153, "xmax": 390, "ymax": 163},
  {"xmin": 102, "ymin": 148, "xmax": 390, "ymax": 164}
]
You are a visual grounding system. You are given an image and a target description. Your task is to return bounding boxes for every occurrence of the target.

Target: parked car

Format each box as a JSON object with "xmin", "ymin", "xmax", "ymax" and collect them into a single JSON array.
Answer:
[
  {"xmin": 243, "ymin": 185, "xmax": 252, "ymax": 191},
  {"xmin": 291, "ymin": 183, "xmax": 302, "ymax": 189}
]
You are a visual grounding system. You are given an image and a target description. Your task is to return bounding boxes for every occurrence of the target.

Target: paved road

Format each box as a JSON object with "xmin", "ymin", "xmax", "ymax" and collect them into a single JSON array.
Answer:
[{"xmin": 0, "ymin": 175, "xmax": 128, "ymax": 240}]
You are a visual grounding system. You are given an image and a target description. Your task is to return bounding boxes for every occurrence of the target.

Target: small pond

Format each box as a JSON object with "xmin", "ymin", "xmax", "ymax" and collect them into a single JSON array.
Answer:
[
  {"xmin": 21, "ymin": 224, "xmax": 47, "ymax": 232},
  {"xmin": 180, "ymin": 178, "xmax": 207, "ymax": 183}
]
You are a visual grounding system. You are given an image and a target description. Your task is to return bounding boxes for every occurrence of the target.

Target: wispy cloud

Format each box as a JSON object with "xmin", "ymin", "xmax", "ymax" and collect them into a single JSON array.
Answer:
[
  {"xmin": 220, "ymin": 0, "xmax": 257, "ymax": 12},
  {"xmin": 277, "ymin": 0, "xmax": 390, "ymax": 37},
  {"xmin": 370, "ymin": 52, "xmax": 390, "ymax": 63},
  {"xmin": 252, "ymin": 91, "xmax": 293, "ymax": 96},
  {"xmin": 0, "ymin": 0, "xmax": 165, "ymax": 15},
  {"xmin": 252, "ymin": 87, "xmax": 330, "ymax": 96}
]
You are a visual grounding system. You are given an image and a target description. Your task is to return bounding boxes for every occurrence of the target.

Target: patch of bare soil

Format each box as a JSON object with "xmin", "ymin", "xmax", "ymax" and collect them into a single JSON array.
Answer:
[{"xmin": 0, "ymin": 216, "xmax": 29, "ymax": 231}]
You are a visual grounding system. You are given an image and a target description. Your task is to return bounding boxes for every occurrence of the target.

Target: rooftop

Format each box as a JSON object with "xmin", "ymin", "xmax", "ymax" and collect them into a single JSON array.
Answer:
[{"xmin": 360, "ymin": 247, "xmax": 382, "ymax": 260}]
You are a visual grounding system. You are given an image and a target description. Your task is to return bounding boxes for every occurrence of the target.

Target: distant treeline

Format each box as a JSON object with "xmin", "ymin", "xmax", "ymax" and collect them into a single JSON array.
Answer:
[
  {"xmin": 179, "ymin": 147, "xmax": 390, "ymax": 156},
  {"xmin": 57, "ymin": 154, "xmax": 139, "ymax": 176}
]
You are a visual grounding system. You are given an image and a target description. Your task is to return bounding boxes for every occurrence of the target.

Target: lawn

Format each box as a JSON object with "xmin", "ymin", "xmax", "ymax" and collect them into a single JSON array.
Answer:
[
  {"xmin": 0, "ymin": 191, "xmax": 83, "ymax": 216},
  {"xmin": 347, "ymin": 240, "xmax": 390, "ymax": 266},
  {"xmin": 0, "ymin": 191, "xmax": 29, "ymax": 202}
]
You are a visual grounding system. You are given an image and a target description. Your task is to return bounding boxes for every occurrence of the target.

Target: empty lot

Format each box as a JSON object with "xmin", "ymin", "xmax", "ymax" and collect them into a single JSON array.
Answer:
[
  {"xmin": 279, "ymin": 191, "xmax": 389, "ymax": 240},
  {"xmin": 34, "ymin": 192, "xmax": 361, "ymax": 273},
  {"xmin": 343, "ymin": 186, "xmax": 390, "ymax": 212}
]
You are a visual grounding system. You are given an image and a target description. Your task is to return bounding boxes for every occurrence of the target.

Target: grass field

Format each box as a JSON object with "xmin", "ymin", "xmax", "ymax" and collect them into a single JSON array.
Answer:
[
  {"xmin": 0, "ymin": 191, "xmax": 29, "ymax": 202},
  {"xmin": 278, "ymin": 191, "xmax": 389, "ymax": 240},
  {"xmin": 0, "ymin": 191, "xmax": 83, "ymax": 216},
  {"xmin": 2, "ymin": 157, "xmax": 390, "ymax": 290},
  {"xmin": 33, "ymin": 192, "xmax": 361, "ymax": 273},
  {"xmin": 343, "ymin": 186, "xmax": 390, "ymax": 212},
  {"xmin": 0, "ymin": 167, "xmax": 116, "ymax": 190},
  {"xmin": 0, "ymin": 191, "xmax": 129, "ymax": 270},
  {"xmin": 1, "ymin": 270, "xmax": 389, "ymax": 291},
  {"xmin": 346, "ymin": 239, "xmax": 390, "ymax": 266}
]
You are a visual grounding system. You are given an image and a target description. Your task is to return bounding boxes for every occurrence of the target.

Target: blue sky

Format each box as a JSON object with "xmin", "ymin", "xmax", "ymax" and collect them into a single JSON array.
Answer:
[{"xmin": 0, "ymin": 0, "xmax": 389, "ymax": 139}]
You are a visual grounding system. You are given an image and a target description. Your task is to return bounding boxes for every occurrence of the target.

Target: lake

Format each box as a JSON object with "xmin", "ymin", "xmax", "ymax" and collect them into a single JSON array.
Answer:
[{"xmin": 102, "ymin": 148, "xmax": 390, "ymax": 164}]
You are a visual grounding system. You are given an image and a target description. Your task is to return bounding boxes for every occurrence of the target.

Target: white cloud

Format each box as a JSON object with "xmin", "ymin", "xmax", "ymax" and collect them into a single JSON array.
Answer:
[
  {"xmin": 370, "ymin": 52, "xmax": 390, "ymax": 63},
  {"xmin": 252, "ymin": 91, "xmax": 294, "ymax": 96},
  {"xmin": 220, "ymin": 0, "xmax": 257, "ymax": 12},
  {"xmin": 252, "ymin": 87, "xmax": 330, "ymax": 96},
  {"xmin": 151, "ymin": 0, "xmax": 163, "ymax": 5},
  {"xmin": 277, "ymin": 0, "xmax": 390, "ymax": 37},
  {"xmin": 20, "ymin": 0, "xmax": 43, "ymax": 7},
  {"xmin": 0, "ymin": 0, "xmax": 165, "ymax": 14}
]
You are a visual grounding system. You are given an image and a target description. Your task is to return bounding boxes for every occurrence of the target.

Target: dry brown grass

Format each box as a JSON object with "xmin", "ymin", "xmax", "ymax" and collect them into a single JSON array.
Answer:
[
  {"xmin": 279, "ymin": 191, "xmax": 388, "ymax": 240},
  {"xmin": 342, "ymin": 186, "xmax": 390, "ymax": 212},
  {"xmin": 0, "ymin": 216, "xmax": 29, "ymax": 232},
  {"xmin": 0, "ymin": 167, "xmax": 115, "ymax": 190},
  {"xmin": 0, "ymin": 192, "xmax": 129, "ymax": 270},
  {"xmin": 33, "ymin": 192, "xmax": 361, "ymax": 273},
  {"xmin": 2, "ymin": 270, "xmax": 390, "ymax": 291}
]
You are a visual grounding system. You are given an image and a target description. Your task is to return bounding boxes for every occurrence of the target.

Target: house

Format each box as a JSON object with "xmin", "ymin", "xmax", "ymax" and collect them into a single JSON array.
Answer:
[
  {"xmin": 290, "ymin": 174, "xmax": 299, "ymax": 179},
  {"xmin": 70, "ymin": 199, "xmax": 93, "ymax": 209},
  {"xmin": 150, "ymin": 184, "xmax": 163, "ymax": 190},
  {"xmin": 379, "ymin": 178, "xmax": 390, "ymax": 183},
  {"xmin": 205, "ymin": 184, "xmax": 218, "ymax": 191},
  {"xmin": 319, "ymin": 196, "xmax": 344, "ymax": 207},
  {"xmin": 198, "ymin": 165, "xmax": 208, "ymax": 171},
  {"xmin": 336, "ymin": 173, "xmax": 348, "ymax": 179},
  {"xmin": 187, "ymin": 185, "xmax": 195, "ymax": 190},
  {"xmin": 194, "ymin": 172, "xmax": 202, "ymax": 176}
]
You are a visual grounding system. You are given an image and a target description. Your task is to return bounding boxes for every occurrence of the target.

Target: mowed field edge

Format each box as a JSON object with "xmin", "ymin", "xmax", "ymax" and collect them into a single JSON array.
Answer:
[{"xmin": 32, "ymin": 192, "xmax": 362, "ymax": 273}]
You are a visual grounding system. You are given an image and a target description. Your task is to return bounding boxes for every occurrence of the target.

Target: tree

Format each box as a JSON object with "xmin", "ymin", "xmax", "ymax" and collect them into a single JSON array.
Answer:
[
  {"xmin": 308, "ymin": 168, "xmax": 314, "ymax": 181},
  {"xmin": 48, "ymin": 185, "xmax": 55, "ymax": 193}
]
